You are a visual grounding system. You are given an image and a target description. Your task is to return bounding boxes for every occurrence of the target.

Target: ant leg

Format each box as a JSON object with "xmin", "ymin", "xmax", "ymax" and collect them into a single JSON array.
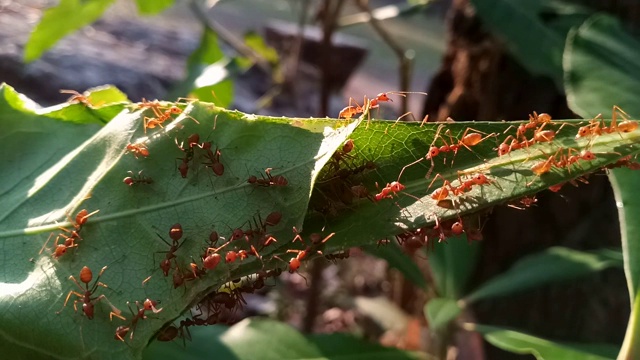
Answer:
[
  {"xmin": 56, "ymin": 290, "xmax": 83, "ymax": 314},
  {"xmin": 39, "ymin": 233, "xmax": 55, "ymax": 255},
  {"xmin": 427, "ymin": 173, "xmax": 452, "ymax": 191},
  {"xmin": 94, "ymin": 294, "xmax": 126, "ymax": 321}
]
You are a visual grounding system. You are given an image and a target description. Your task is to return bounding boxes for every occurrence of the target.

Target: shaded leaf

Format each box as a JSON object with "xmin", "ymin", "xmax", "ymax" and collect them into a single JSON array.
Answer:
[
  {"xmin": 424, "ymin": 297, "xmax": 461, "ymax": 331},
  {"xmin": 467, "ymin": 324, "xmax": 618, "ymax": 360},
  {"xmin": 428, "ymin": 236, "xmax": 480, "ymax": 298},
  {"xmin": 145, "ymin": 318, "xmax": 423, "ymax": 359},
  {"xmin": 463, "ymin": 247, "xmax": 622, "ymax": 303},
  {"xmin": 24, "ymin": 0, "xmax": 115, "ymax": 62}
]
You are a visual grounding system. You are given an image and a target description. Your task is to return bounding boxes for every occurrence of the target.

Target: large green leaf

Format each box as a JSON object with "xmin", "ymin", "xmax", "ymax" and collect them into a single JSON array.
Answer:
[
  {"xmin": 563, "ymin": 13, "xmax": 640, "ymax": 360},
  {"xmin": 467, "ymin": 324, "xmax": 619, "ymax": 360},
  {"xmin": 3, "ymin": 83, "xmax": 640, "ymax": 358},
  {"xmin": 428, "ymin": 236, "xmax": 480, "ymax": 298},
  {"xmin": 24, "ymin": 0, "xmax": 115, "ymax": 62},
  {"xmin": 144, "ymin": 318, "xmax": 424, "ymax": 359},
  {"xmin": 463, "ymin": 247, "xmax": 622, "ymax": 304},
  {"xmin": 0, "ymin": 86, "xmax": 357, "ymax": 358}
]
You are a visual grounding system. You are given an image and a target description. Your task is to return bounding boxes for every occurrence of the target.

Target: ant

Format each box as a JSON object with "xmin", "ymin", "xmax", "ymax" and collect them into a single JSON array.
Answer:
[
  {"xmin": 279, "ymin": 231, "xmax": 335, "ymax": 273},
  {"xmin": 156, "ymin": 223, "xmax": 185, "ymax": 277},
  {"xmin": 40, "ymin": 209, "xmax": 99, "ymax": 259},
  {"xmin": 428, "ymin": 173, "xmax": 493, "ymax": 202},
  {"xmin": 497, "ymin": 121, "xmax": 562, "ymax": 156},
  {"xmin": 123, "ymin": 170, "xmax": 153, "ymax": 186},
  {"xmin": 329, "ymin": 139, "xmax": 355, "ymax": 171},
  {"xmin": 125, "ymin": 143, "xmax": 149, "ymax": 158},
  {"xmin": 57, "ymin": 266, "xmax": 124, "ymax": 321},
  {"xmin": 143, "ymin": 103, "xmax": 199, "ymax": 134},
  {"xmin": 175, "ymin": 134, "xmax": 199, "ymax": 178},
  {"xmin": 374, "ymin": 181, "xmax": 405, "ymax": 201},
  {"xmin": 202, "ymin": 144, "xmax": 224, "ymax": 176},
  {"xmin": 576, "ymin": 105, "xmax": 638, "ymax": 139},
  {"xmin": 398, "ymin": 124, "xmax": 496, "ymax": 181},
  {"xmin": 248, "ymin": 168, "xmax": 288, "ymax": 186},
  {"xmin": 60, "ymin": 89, "xmax": 93, "ymax": 106},
  {"xmin": 115, "ymin": 299, "xmax": 163, "ymax": 341}
]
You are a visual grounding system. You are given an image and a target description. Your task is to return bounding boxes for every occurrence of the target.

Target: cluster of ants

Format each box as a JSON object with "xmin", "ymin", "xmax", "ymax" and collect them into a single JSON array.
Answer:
[{"xmin": 50, "ymin": 92, "xmax": 640, "ymax": 348}]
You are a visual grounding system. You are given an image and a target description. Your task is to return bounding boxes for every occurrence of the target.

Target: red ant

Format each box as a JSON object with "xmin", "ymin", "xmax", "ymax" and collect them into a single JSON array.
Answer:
[
  {"xmin": 60, "ymin": 89, "xmax": 94, "ymax": 106},
  {"xmin": 398, "ymin": 124, "xmax": 496, "ymax": 181},
  {"xmin": 576, "ymin": 105, "xmax": 638, "ymax": 139},
  {"xmin": 248, "ymin": 168, "xmax": 288, "ymax": 186},
  {"xmin": 125, "ymin": 143, "xmax": 149, "ymax": 158},
  {"xmin": 40, "ymin": 209, "xmax": 99, "ymax": 259},
  {"xmin": 428, "ymin": 173, "xmax": 493, "ymax": 202},
  {"xmin": 280, "ymin": 232, "xmax": 335, "ymax": 273},
  {"xmin": 175, "ymin": 134, "xmax": 199, "ymax": 178},
  {"xmin": 57, "ymin": 266, "xmax": 124, "ymax": 321},
  {"xmin": 373, "ymin": 181, "xmax": 405, "ymax": 201},
  {"xmin": 123, "ymin": 170, "xmax": 153, "ymax": 186},
  {"xmin": 115, "ymin": 299, "xmax": 163, "ymax": 341},
  {"xmin": 156, "ymin": 223, "xmax": 185, "ymax": 277}
]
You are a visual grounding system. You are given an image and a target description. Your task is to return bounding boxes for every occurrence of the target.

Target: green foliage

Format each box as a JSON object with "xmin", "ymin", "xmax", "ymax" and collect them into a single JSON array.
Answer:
[
  {"xmin": 24, "ymin": 0, "xmax": 115, "ymax": 62},
  {"xmin": 144, "ymin": 318, "xmax": 422, "ymax": 359},
  {"xmin": 468, "ymin": 324, "xmax": 619, "ymax": 360},
  {"xmin": 134, "ymin": 0, "xmax": 175, "ymax": 15}
]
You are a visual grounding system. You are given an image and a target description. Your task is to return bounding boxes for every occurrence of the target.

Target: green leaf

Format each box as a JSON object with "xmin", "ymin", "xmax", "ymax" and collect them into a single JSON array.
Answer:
[
  {"xmin": 469, "ymin": 0, "xmax": 566, "ymax": 86},
  {"xmin": 363, "ymin": 244, "xmax": 428, "ymax": 290},
  {"xmin": 463, "ymin": 247, "xmax": 622, "ymax": 304},
  {"xmin": 145, "ymin": 318, "xmax": 423, "ymax": 359},
  {"xmin": 424, "ymin": 297, "xmax": 461, "ymax": 331},
  {"xmin": 468, "ymin": 324, "xmax": 619, "ymax": 360},
  {"xmin": 564, "ymin": 13, "xmax": 640, "ymax": 119},
  {"xmin": 41, "ymin": 85, "xmax": 130, "ymax": 125},
  {"xmin": 170, "ymin": 28, "xmax": 234, "ymax": 107},
  {"xmin": 428, "ymin": 236, "xmax": 480, "ymax": 298},
  {"xmin": 563, "ymin": 13, "xmax": 640, "ymax": 359},
  {"xmin": 244, "ymin": 31, "xmax": 279, "ymax": 66},
  {"xmin": 304, "ymin": 115, "xmax": 640, "ymax": 261},
  {"xmin": 0, "ymin": 88, "xmax": 358, "ymax": 358},
  {"xmin": 135, "ymin": 0, "xmax": 175, "ymax": 15},
  {"xmin": 24, "ymin": 0, "xmax": 115, "ymax": 62}
]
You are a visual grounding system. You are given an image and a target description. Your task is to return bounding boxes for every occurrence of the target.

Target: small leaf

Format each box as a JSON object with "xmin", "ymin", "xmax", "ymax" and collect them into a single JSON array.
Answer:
[
  {"xmin": 363, "ymin": 244, "xmax": 427, "ymax": 290},
  {"xmin": 424, "ymin": 297, "xmax": 461, "ymax": 331},
  {"xmin": 145, "ymin": 318, "xmax": 423, "ymax": 359},
  {"xmin": 244, "ymin": 31, "xmax": 279, "ymax": 66},
  {"xmin": 135, "ymin": 0, "xmax": 174, "ymax": 15},
  {"xmin": 463, "ymin": 247, "xmax": 622, "ymax": 304},
  {"xmin": 428, "ymin": 236, "xmax": 480, "ymax": 298},
  {"xmin": 24, "ymin": 0, "xmax": 115, "ymax": 62},
  {"xmin": 467, "ymin": 323, "xmax": 619, "ymax": 360}
]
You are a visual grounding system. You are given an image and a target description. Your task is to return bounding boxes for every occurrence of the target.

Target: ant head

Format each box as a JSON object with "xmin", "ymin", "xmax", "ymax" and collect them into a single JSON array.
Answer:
[
  {"xmin": 187, "ymin": 133, "xmax": 200, "ymax": 147},
  {"xmin": 426, "ymin": 146, "xmax": 439, "ymax": 159},
  {"xmin": 498, "ymin": 143, "xmax": 510, "ymax": 156},
  {"xmin": 576, "ymin": 126, "xmax": 590, "ymax": 139},
  {"xmin": 289, "ymin": 258, "xmax": 301, "ymax": 273},
  {"xmin": 389, "ymin": 181, "xmax": 405, "ymax": 192},
  {"xmin": 170, "ymin": 106, "xmax": 182, "ymax": 114},
  {"xmin": 376, "ymin": 93, "xmax": 392, "ymax": 102},
  {"xmin": 209, "ymin": 231, "xmax": 219, "ymax": 244},
  {"xmin": 581, "ymin": 151, "xmax": 596, "ymax": 161},
  {"xmin": 472, "ymin": 174, "xmax": 489, "ymax": 185}
]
